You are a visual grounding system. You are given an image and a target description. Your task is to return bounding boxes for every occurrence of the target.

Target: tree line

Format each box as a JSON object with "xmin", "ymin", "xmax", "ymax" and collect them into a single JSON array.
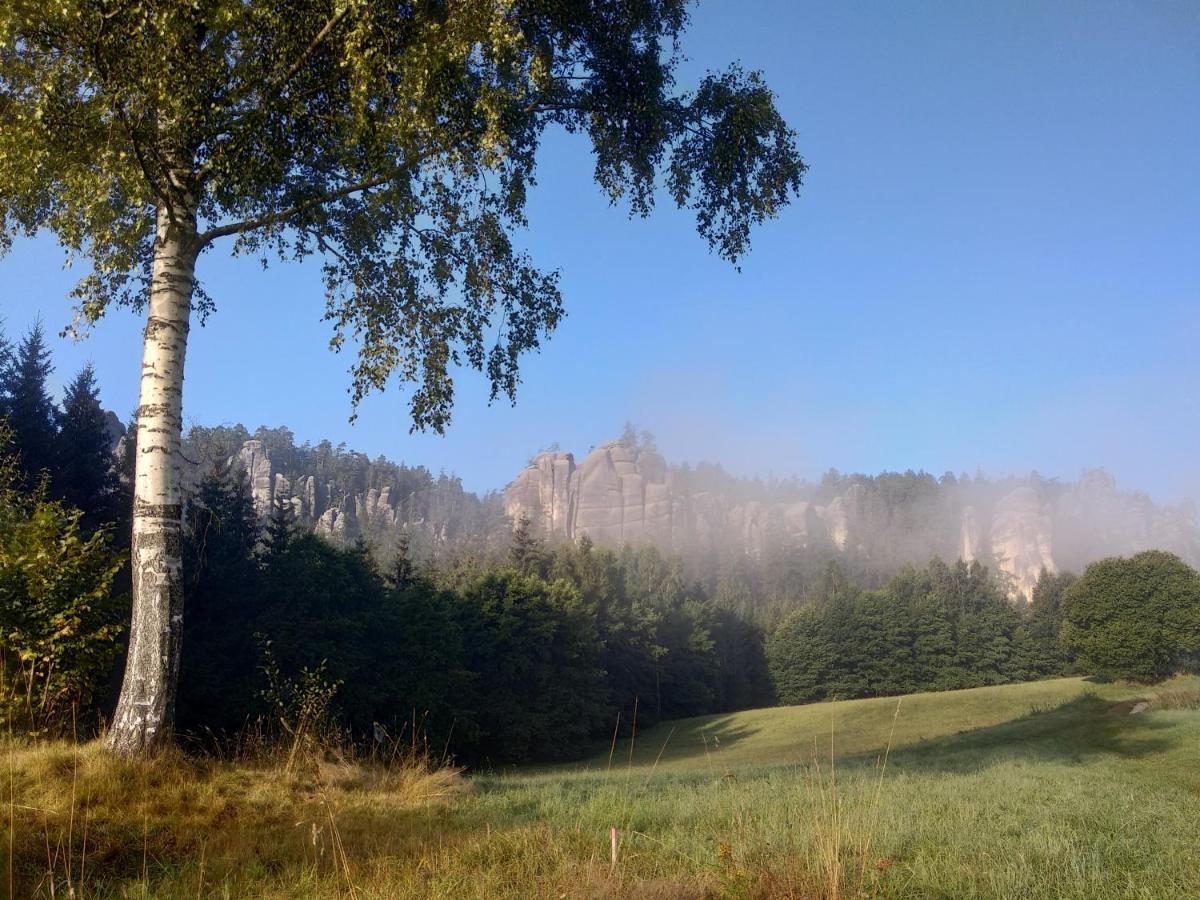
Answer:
[
  {"xmin": 3, "ymin": 316, "xmax": 1198, "ymax": 760},
  {"xmin": 0, "ymin": 319, "xmax": 774, "ymax": 760},
  {"xmin": 767, "ymin": 553, "xmax": 1200, "ymax": 703}
]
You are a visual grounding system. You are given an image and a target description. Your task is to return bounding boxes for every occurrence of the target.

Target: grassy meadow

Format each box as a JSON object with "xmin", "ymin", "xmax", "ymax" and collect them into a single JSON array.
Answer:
[{"xmin": 4, "ymin": 675, "xmax": 1199, "ymax": 898}]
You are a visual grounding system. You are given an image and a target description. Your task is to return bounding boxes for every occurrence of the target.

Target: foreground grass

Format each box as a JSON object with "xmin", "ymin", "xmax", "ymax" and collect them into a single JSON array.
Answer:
[{"xmin": 3, "ymin": 676, "xmax": 1198, "ymax": 898}]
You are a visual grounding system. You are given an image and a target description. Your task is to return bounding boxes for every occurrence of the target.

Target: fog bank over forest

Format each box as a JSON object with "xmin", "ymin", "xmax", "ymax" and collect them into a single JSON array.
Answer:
[{"xmin": 176, "ymin": 421, "xmax": 1200, "ymax": 607}]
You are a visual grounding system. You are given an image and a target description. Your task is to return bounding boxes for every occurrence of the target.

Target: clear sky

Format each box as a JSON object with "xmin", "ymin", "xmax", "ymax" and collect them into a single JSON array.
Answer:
[{"xmin": 2, "ymin": 1, "xmax": 1197, "ymax": 501}]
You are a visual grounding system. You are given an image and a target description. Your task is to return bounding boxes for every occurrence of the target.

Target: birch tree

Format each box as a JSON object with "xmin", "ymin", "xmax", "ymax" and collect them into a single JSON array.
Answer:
[{"xmin": 0, "ymin": 0, "xmax": 805, "ymax": 756}]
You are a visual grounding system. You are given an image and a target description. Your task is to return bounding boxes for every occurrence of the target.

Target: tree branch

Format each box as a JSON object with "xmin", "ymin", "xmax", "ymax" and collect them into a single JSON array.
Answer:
[
  {"xmin": 196, "ymin": 5, "xmax": 353, "ymax": 181},
  {"xmin": 197, "ymin": 123, "xmax": 490, "ymax": 248},
  {"xmin": 197, "ymin": 172, "xmax": 394, "ymax": 248},
  {"xmin": 279, "ymin": 6, "xmax": 352, "ymax": 93}
]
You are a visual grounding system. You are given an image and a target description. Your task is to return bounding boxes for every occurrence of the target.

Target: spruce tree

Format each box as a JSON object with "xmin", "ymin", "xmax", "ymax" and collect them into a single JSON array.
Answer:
[
  {"xmin": 1026, "ymin": 568, "xmax": 1076, "ymax": 676},
  {"xmin": 56, "ymin": 363, "xmax": 119, "ymax": 525},
  {"xmin": 177, "ymin": 473, "xmax": 263, "ymax": 738},
  {"xmin": 0, "ymin": 318, "xmax": 13, "ymax": 415},
  {"xmin": 261, "ymin": 492, "xmax": 296, "ymax": 559},
  {"xmin": 509, "ymin": 514, "xmax": 546, "ymax": 577},
  {"xmin": 4, "ymin": 322, "xmax": 58, "ymax": 484},
  {"xmin": 387, "ymin": 530, "xmax": 416, "ymax": 591}
]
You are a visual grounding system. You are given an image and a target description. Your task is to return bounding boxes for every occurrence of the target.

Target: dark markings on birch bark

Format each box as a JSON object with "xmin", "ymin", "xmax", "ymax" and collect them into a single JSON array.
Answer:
[{"xmin": 106, "ymin": 200, "xmax": 197, "ymax": 757}]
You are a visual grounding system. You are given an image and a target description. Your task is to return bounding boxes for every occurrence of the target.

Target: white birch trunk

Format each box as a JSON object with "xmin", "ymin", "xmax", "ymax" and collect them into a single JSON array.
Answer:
[{"xmin": 106, "ymin": 201, "xmax": 197, "ymax": 756}]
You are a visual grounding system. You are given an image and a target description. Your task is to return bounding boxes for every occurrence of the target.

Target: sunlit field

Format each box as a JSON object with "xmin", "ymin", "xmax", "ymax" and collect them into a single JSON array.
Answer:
[{"xmin": 5, "ymin": 675, "xmax": 1198, "ymax": 898}]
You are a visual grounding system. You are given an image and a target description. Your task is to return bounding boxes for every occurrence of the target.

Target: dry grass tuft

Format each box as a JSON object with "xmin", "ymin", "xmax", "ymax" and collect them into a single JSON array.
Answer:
[
  {"xmin": 1152, "ymin": 677, "xmax": 1200, "ymax": 711},
  {"xmin": 2, "ymin": 736, "xmax": 466, "ymax": 897},
  {"xmin": 315, "ymin": 753, "xmax": 467, "ymax": 800}
]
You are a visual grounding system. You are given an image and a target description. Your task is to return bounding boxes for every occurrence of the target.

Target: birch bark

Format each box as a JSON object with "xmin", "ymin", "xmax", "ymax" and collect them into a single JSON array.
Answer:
[{"xmin": 106, "ymin": 201, "xmax": 197, "ymax": 756}]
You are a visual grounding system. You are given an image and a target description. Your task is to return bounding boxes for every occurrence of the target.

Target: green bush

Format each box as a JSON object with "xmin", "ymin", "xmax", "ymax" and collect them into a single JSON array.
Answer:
[
  {"xmin": 1061, "ymin": 551, "xmax": 1200, "ymax": 683},
  {"xmin": 0, "ymin": 433, "xmax": 125, "ymax": 735}
]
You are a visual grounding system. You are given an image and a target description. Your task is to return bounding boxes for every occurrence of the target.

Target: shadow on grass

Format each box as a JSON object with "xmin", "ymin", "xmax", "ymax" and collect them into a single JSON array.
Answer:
[
  {"xmin": 602, "ymin": 715, "xmax": 766, "ymax": 771},
  {"xmin": 878, "ymin": 692, "xmax": 1173, "ymax": 774}
]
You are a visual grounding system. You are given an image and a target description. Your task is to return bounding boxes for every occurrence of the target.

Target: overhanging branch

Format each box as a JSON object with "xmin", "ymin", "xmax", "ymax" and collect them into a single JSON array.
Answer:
[{"xmin": 197, "ymin": 172, "xmax": 393, "ymax": 248}]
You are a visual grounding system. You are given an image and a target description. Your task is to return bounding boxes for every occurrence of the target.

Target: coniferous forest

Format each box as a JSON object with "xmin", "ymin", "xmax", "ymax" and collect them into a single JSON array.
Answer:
[{"xmin": 4, "ymin": 316, "xmax": 1198, "ymax": 766}]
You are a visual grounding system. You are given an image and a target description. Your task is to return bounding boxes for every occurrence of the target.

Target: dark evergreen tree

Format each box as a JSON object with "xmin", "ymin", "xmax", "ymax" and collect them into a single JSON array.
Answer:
[
  {"xmin": 509, "ymin": 513, "xmax": 546, "ymax": 577},
  {"xmin": 767, "ymin": 606, "xmax": 836, "ymax": 705},
  {"xmin": 457, "ymin": 569, "xmax": 608, "ymax": 762},
  {"xmin": 260, "ymin": 491, "xmax": 296, "ymax": 559},
  {"xmin": 0, "ymin": 318, "xmax": 13, "ymax": 413},
  {"xmin": 4, "ymin": 322, "xmax": 58, "ymax": 483},
  {"xmin": 254, "ymin": 533, "xmax": 392, "ymax": 732},
  {"xmin": 653, "ymin": 597, "xmax": 721, "ymax": 720},
  {"xmin": 548, "ymin": 536, "xmax": 664, "ymax": 731},
  {"xmin": 56, "ymin": 363, "xmax": 119, "ymax": 526},
  {"xmin": 177, "ymin": 473, "xmax": 263, "ymax": 739},
  {"xmin": 710, "ymin": 605, "xmax": 775, "ymax": 711},
  {"xmin": 1024, "ymin": 568, "xmax": 1077, "ymax": 676},
  {"xmin": 387, "ymin": 530, "xmax": 416, "ymax": 591},
  {"xmin": 376, "ymin": 574, "xmax": 470, "ymax": 754}
]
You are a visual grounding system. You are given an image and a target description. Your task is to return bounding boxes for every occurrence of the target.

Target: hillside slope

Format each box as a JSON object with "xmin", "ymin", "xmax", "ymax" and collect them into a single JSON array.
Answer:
[{"xmin": 552, "ymin": 676, "xmax": 1192, "ymax": 773}]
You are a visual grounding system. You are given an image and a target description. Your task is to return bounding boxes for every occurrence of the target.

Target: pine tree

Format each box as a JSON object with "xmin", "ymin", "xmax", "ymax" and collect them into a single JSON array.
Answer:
[
  {"xmin": 177, "ymin": 472, "xmax": 263, "ymax": 738},
  {"xmin": 509, "ymin": 514, "xmax": 546, "ymax": 577},
  {"xmin": 56, "ymin": 363, "xmax": 118, "ymax": 525},
  {"xmin": 0, "ymin": 318, "xmax": 13, "ymax": 415},
  {"xmin": 387, "ymin": 530, "xmax": 416, "ymax": 590},
  {"xmin": 260, "ymin": 492, "xmax": 296, "ymax": 559},
  {"xmin": 4, "ymin": 322, "xmax": 58, "ymax": 483}
]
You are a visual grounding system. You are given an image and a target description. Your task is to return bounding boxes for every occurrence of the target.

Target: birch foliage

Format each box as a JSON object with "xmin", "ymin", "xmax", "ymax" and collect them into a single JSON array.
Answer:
[{"xmin": 0, "ymin": 0, "xmax": 805, "ymax": 427}]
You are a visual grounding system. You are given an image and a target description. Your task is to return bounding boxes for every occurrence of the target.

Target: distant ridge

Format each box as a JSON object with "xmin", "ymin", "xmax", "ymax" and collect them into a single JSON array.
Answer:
[
  {"xmin": 506, "ymin": 440, "xmax": 1200, "ymax": 603},
  {"xmin": 177, "ymin": 423, "xmax": 1200, "ymax": 601}
]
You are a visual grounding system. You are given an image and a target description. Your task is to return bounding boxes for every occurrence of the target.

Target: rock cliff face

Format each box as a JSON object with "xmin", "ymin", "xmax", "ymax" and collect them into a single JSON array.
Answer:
[
  {"xmin": 505, "ymin": 441, "xmax": 864, "ymax": 560},
  {"xmin": 506, "ymin": 442, "xmax": 1200, "ymax": 604},
  {"xmin": 181, "ymin": 432, "xmax": 501, "ymax": 558},
  {"xmin": 987, "ymin": 487, "xmax": 1056, "ymax": 600},
  {"xmin": 183, "ymin": 425, "xmax": 1200, "ymax": 605},
  {"xmin": 505, "ymin": 442, "xmax": 677, "ymax": 545}
]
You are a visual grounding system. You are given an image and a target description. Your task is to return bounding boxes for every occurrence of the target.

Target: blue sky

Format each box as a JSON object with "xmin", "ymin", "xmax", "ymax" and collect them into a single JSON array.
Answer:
[{"xmin": 2, "ymin": 1, "xmax": 1197, "ymax": 501}]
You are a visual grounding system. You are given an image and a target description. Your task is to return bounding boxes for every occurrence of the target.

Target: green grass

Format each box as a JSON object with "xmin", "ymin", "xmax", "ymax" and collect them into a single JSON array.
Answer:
[
  {"xmin": 547, "ymin": 676, "xmax": 1143, "ymax": 774},
  {"xmin": 5, "ymin": 675, "xmax": 1200, "ymax": 898}
]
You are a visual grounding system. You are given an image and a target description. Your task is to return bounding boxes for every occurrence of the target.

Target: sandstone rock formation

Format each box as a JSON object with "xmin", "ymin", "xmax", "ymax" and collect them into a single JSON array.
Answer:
[
  {"xmin": 507, "ymin": 445, "xmax": 1200, "ymax": 604},
  {"xmin": 988, "ymin": 487, "xmax": 1056, "ymax": 601},
  {"xmin": 235, "ymin": 440, "xmax": 275, "ymax": 516},
  {"xmin": 959, "ymin": 506, "xmax": 982, "ymax": 563},
  {"xmin": 506, "ymin": 441, "xmax": 679, "ymax": 546},
  {"xmin": 180, "ymin": 426, "xmax": 1200, "ymax": 606},
  {"xmin": 506, "ymin": 451, "xmax": 576, "ymax": 537},
  {"xmin": 185, "ymin": 434, "xmax": 497, "ymax": 555}
]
